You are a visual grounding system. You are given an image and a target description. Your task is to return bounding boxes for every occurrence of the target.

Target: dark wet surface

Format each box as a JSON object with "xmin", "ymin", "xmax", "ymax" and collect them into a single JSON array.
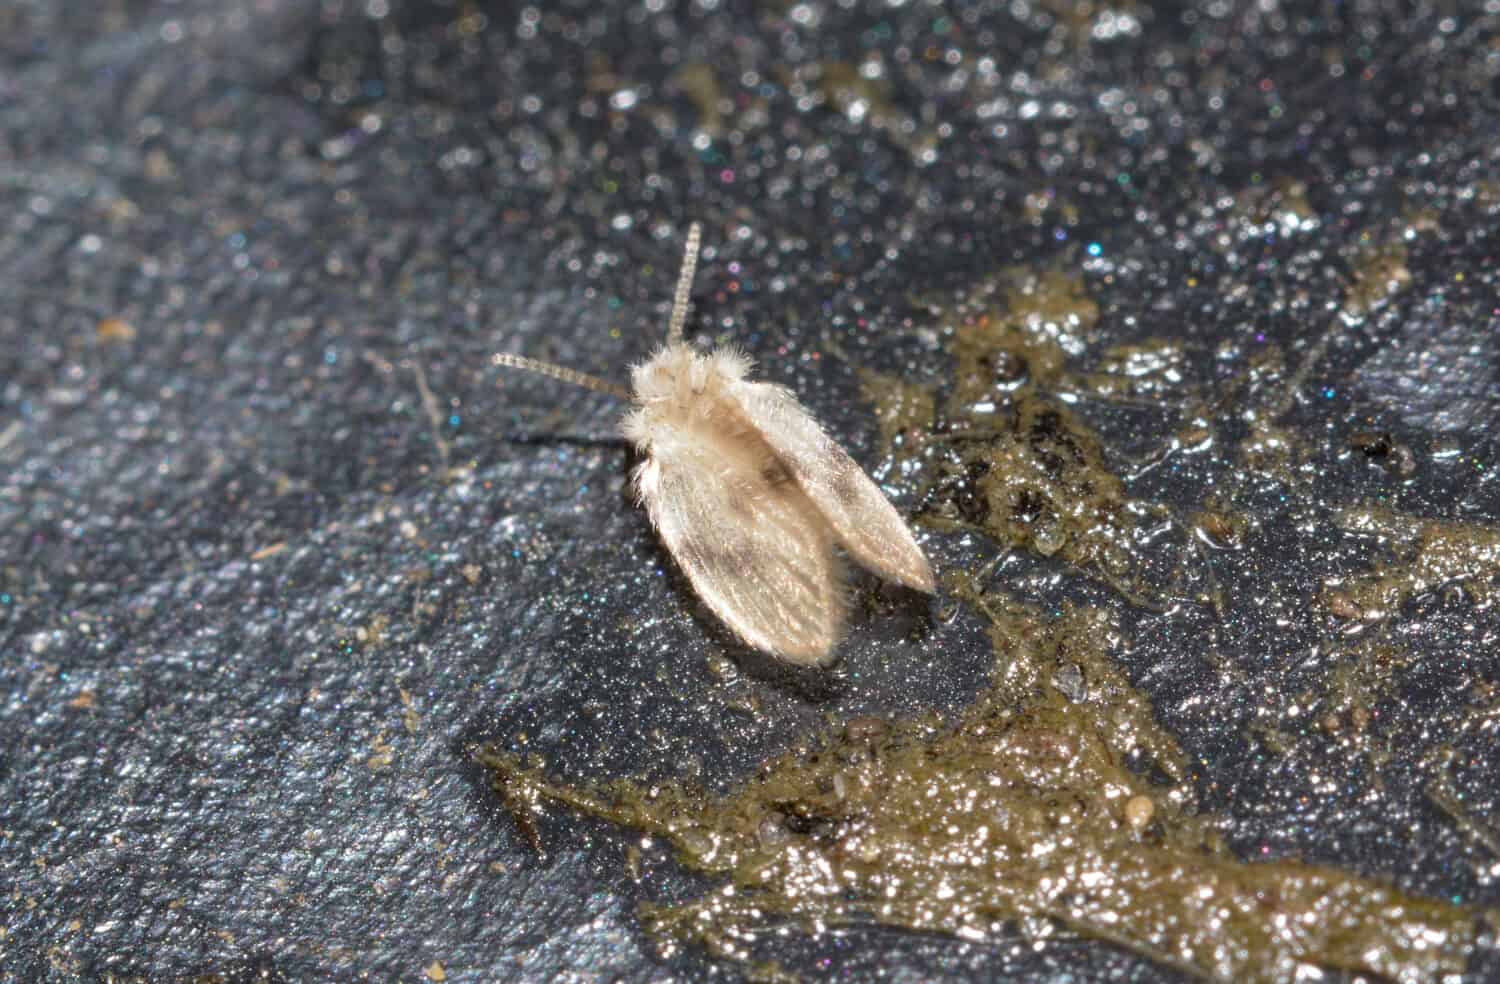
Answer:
[{"xmin": 2, "ymin": 1, "xmax": 1498, "ymax": 980}]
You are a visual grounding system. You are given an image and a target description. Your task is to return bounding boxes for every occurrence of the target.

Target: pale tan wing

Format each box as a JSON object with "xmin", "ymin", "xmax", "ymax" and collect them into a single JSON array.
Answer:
[
  {"xmin": 634, "ymin": 427, "xmax": 845, "ymax": 665},
  {"xmin": 728, "ymin": 380, "xmax": 935, "ymax": 592}
]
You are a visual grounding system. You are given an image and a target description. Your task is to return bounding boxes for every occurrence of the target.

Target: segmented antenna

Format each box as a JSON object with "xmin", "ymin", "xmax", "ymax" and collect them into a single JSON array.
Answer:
[
  {"xmin": 666, "ymin": 221, "xmax": 701, "ymax": 346},
  {"xmin": 494, "ymin": 223, "xmax": 704, "ymax": 398},
  {"xmin": 491, "ymin": 353, "xmax": 631, "ymax": 400}
]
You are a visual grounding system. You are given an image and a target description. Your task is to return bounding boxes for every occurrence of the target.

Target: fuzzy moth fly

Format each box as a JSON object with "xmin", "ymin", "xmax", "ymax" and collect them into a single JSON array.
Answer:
[{"xmin": 494, "ymin": 222, "xmax": 934, "ymax": 664}]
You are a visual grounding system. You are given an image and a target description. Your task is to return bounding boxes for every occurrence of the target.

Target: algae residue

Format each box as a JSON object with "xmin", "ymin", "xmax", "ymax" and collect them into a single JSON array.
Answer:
[
  {"xmin": 1343, "ymin": 241, "xmax": 1412, "ymax": 321},
  {"xmin": 926, "ymin": 394, "xmax": 1140, "ymax": 581},
  {"xmin": 480, "ymin": 584, "xmax": 1480, "ymax": 981},
  {"xmin": 1326, "ymin": 505, "xmax": 1500, "ymax": 618},
  {"xmin": 672, "ymin": 62, "xmax": 725, "ymax": 136},
  {"xmin": 857, "ymin": 368, "xmax": 934, "ymax": 457},
  {"xmin": 908, "ymin": 270, "xmax": 1186, "ymax": 605}
]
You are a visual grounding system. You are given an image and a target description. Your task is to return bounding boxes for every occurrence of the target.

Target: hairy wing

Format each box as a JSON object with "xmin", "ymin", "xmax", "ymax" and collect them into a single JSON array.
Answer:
[
  {"xmin": 635, "ymin": 425, "xmax": 845, "ymax": 665},
  {"xmin": 729, "ymin": 380, "xmax": 935, "ymax": 593}
]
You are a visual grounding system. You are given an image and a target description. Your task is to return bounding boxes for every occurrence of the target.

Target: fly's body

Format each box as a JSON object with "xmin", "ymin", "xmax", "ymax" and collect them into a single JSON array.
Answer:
[{"xmin": 494, "ymin": 222, "xmax": 933, "ymax": 663}]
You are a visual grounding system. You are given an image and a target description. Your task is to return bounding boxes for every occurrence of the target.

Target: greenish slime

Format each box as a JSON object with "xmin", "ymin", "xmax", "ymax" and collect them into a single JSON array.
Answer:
[{"xmin": 480, "ymin": 590, "xmax": 1478, "ymax": 981}]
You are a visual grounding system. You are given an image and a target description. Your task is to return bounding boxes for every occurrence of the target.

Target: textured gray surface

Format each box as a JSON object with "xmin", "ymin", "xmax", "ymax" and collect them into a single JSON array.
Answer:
[{"xmin": 1, "ymin": 0, "xmax": 1498, "ymax": 980}]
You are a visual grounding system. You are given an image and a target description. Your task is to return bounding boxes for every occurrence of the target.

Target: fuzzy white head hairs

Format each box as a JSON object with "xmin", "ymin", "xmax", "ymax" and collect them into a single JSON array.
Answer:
[{"xmin": 494, "ymin": 222, "xmax": 935, "ymax": 665}]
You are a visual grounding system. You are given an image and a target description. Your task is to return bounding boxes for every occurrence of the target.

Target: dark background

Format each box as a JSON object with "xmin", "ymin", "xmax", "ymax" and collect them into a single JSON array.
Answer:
[{"xmin": 1, "ymin": 0, "xmax": 1497, "ymax": 980}]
